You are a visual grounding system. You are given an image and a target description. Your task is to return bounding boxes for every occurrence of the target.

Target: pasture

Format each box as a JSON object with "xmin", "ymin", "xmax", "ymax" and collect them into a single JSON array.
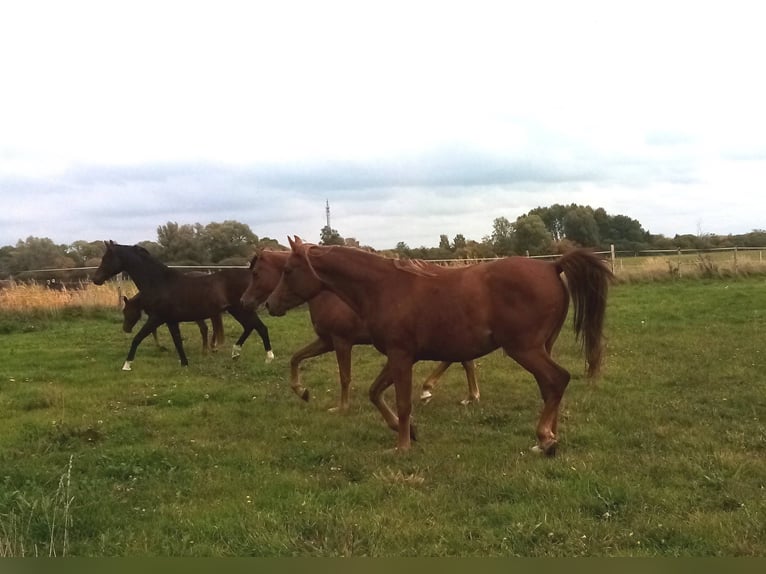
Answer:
[{"xmin": 0, "ymin": 277, "xmax": 764, "ymax": 556}]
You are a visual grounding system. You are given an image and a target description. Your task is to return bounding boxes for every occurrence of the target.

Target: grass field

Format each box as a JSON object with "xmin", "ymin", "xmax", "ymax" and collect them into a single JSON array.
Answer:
[{"xmin": 0, "ymin": 277, "xmax": 764, "ymax": 557}]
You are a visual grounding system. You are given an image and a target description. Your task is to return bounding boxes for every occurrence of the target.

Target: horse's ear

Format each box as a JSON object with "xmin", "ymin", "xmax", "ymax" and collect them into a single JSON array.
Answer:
[{"xmin": 288, "ymin": 236, "xmax": 297, "ymax": 250}]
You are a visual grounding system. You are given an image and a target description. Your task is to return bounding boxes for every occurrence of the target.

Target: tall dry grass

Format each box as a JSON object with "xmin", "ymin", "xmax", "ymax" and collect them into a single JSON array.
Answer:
[{"xmin": 0, "ymin": 281, "xmax": 131, "ymax": 315}]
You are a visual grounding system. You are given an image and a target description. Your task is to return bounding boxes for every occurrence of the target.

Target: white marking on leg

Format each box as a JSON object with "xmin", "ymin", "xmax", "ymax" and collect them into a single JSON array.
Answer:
[
  {"xmin": 231, "ymin": 344, "xmax": 242, "ymax": 359},
  {"xmin": 420, "ymin": 389, "xmax": 433, "ymax": 403},
  {"xmin": 265, "ymin": 350, "xmax": 275, "ymax": 363},
  {"xmin": 122, "ymin": 361, "xmax": 132, "ymax": 371}
]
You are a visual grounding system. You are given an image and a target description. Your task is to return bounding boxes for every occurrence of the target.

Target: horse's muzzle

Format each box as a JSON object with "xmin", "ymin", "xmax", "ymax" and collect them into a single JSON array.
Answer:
[{"xmin": 264, "ymin": 300, "xmax": 285, "ymax": 317}]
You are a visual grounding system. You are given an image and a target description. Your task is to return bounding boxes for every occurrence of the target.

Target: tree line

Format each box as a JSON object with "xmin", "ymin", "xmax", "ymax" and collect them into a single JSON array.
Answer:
[{"xmin": 2, "ymin": 205, "xmax": 766, "ymax": 279}]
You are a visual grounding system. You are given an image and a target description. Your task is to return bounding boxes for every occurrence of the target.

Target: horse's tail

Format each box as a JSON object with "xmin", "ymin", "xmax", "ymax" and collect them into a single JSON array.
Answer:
[{"xmin": 555, "ymin": 249, "xmax": 615, "ymax": 378}]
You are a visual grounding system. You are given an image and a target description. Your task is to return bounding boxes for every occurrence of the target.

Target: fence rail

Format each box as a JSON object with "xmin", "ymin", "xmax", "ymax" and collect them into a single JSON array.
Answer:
[{"xmin": 6, "ymin": 246, "xmax": 766, "ymax": 283}]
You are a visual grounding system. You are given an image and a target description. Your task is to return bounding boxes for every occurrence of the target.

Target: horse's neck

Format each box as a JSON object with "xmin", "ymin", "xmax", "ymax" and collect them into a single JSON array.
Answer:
[
  {"xmin": 121, "ymin": 250, "xmax": 177, "ymax": 291},
  {"xmin": 313, "ymin": 248, "xmax": 389, "ymax": 314}
]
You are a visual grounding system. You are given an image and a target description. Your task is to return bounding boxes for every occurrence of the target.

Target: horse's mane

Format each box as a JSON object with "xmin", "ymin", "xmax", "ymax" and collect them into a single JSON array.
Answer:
[{"xmin": 393, "ymin": 258, "xmax": 439, "ymax": 277}]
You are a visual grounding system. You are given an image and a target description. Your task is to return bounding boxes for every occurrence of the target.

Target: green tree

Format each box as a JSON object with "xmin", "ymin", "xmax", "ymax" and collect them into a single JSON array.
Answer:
[
  {"xmin": 156, "ymin": 222, "xmax": 205, "ymax": 264},
  {"xmin": 490, "ymin": 216, "xmax": 515, "ymax": 256},
  {"xmin": 563, "ymin": 207, "xmax": 600, "ymax": 247},
  {"xmin": 395, "ymin": 241, "xmax": 411, "ymax": 258},
  {"xmin": 202, "ymin": 220, "xmax": 258, "ymax": 263},
  {"xmin": 67, "ymin": 240, "xmax": 105, "ymax": 267},
  {"xmin": 513, "ymin": 214, "xmax": 553, "ymax": 255},
  {"xmin": 319, "ymin": 225, "xmax": 345, "ymax": 246},
  {"xmin": 6, "ymin": 237, "xmax": 75, "ymax": 274},
  {"xmin": 452, "ymin": 234, "xmax": 467, "ymax": 251},
  {"xmin": 529, "ymin": 204, "xmax": 568, "ymax": 241},
  {"xmin": 439, "ymin": 234, "xmax": 451, "ymax": 251}
]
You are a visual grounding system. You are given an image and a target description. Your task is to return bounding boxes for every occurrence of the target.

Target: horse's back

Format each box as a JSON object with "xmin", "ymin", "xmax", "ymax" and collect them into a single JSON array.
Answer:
[{"xmin": 371, "ymin": 256, "xmax": 569, "ymax": 360}]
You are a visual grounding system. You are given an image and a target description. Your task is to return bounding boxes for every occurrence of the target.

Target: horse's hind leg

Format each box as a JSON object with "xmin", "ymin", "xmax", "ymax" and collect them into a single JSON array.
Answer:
[
  {"xmin": 506, "ymin": 347, "xmax": 570, "ymax": 456},
  {"xmin": 195, "ymin": 320, "xmax": 209, "ymax": 353},
  {"xmin": 460, "ymin": 360, "xmax": 480, "ymax": 405},
  {"xmin": 330, "ymin": 336, "xmax": 353, "ymax": 412},
  {"xmin": 210, "ymin": 314, "xmax": 224, "ymax": 351},
  {"xmin": 166, "ymin": 321, "xmax": 190, "ymax": 366},
  {"xmin": 288, "ymin": 337, "xmax": 334, "ymax": 402}
]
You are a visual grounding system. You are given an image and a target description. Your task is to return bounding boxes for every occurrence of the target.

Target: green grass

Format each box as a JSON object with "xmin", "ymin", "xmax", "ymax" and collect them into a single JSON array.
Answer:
[{"xmin": 1, "ymin": 277, "xmax": 765, "ymax": 556}]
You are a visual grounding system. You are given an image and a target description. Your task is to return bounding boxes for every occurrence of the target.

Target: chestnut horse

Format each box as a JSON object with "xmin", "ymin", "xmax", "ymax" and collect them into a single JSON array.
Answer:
[
  {"xmin": 122, "ymin": 292, "xmax": 225, "ymax": 353},
  {"xmin": 92, "ymin": 241, "xmax": 273, "ymax": 370},
  {"xmin": 265, "ymin": 236, "xmax": 613, "ymax": 455},
  {"xmin": 240, "ymin": 249, "xmax": 479, "ymax": 410}
]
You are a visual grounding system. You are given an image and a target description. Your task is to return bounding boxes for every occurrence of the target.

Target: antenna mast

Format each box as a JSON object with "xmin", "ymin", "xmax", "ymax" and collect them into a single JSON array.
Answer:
[{"xmin": 325, "ymin": 199, "xmax": 331, "ymax": 229}]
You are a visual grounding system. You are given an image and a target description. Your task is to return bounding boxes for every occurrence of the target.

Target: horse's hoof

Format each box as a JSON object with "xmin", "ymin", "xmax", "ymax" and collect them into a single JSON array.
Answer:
[
  {"xmin": 410, "ymin": 424, "xmax": 418, "ymax": 442},
  {"xmin": 420, "ymin": 390, "xmax": 433, "ymax": 404},
  {"xmin": 231, "ymin": 345, "xmax": 242, "ymax": 360},
  {"xmin": 265, "ymin": 350, "xmax": 275, "ymax": 363},
  {"xmin": 121, "ymin": 361, "xmax": 132, "ymax": 371},
  {"xmin": 301, "ymin": 389, "xmax": 310, "ymax": 402},
  {"xmin": 531, "ymin": 442, "xmax": 558, "ymax": 457}
]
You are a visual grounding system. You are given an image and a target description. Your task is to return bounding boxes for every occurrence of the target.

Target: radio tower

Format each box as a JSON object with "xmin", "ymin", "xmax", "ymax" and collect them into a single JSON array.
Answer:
[{"xmin": 325, "ymin": 199, "xmax": 331, "ymax": 229}]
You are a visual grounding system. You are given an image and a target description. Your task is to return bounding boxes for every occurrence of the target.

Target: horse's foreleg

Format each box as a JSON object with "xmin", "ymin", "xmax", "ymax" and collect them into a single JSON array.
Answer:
[
  {"xmin": 507, "ymin": 347, "xmax": 570, "ymax": 456},
  {"xmin": 368, "ymin": 362, "xmax": 398, "ymax": 433},
  {"xmin": 124, "ymin": 318, "xmax": 163, "ymax": 371},
  {"xmin": 288, "ymin": 337, "xmax": 334, "ymax": 402},
  {"xmin": 196, "ymin": 320, "xmax": 209, "ymax": 354},
  {"xmin": 166, "ymin": 321, "xmax": 189, "ymax": 367},
  {"xmin": 419, "ymin": 361, "xmax": 449, "ymax": 403},
  {"xmin": 250, "ymin": 313, "xmax": 274, "ymax": 362},
  {"xmin": 390, "ymin": 353, "xmax": 416, "ymax": 450},
  {"xmin": 331, "ymin": 337, "xmax": 353, "ymax": 413},
  {"xmin": 229, "ymin": 309, "xmax": 274, "ymax": 362},
  {"xmin": 232, "ymin": 326, "xmax": 251, "ymax": 360}
]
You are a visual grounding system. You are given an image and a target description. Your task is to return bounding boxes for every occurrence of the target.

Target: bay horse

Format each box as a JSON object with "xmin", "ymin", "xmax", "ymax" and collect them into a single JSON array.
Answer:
[
  {"xmin": 122, "ymin": 292, "xmax": 225, "ymax": 353},
  {"xmin": 239, "ymin": 249, "xmax": 479, "ymax": 411},
  {"xmin": 92, "ymin": 241, "xmax": 274, "ymax": 370},
  {"xmin": 265, "ymin": 236, "xmax": 613, "ymax": 455}
]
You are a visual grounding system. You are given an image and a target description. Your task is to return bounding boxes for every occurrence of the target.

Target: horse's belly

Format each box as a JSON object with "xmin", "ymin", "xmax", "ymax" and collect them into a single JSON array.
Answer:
[{"xmin": 415, "ymin": 330, "xmax": 496, "ymax": 362}]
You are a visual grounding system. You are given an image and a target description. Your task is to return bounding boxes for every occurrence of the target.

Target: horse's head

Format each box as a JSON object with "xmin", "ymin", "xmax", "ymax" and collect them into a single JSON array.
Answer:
[
  {"xmin": 121, "ymin": 294, "xmax": 142, "ymax": 333},
  {"xmin": 92, "ymin": 240, "xmax": 124, "ymax": 285},
  {"xmin": 264, "ymin": 236, "xmax": 324, "ymax": 316},
  {"xmin": 240, "ymin": 249, "xmax": 290, "ymax": 308}
]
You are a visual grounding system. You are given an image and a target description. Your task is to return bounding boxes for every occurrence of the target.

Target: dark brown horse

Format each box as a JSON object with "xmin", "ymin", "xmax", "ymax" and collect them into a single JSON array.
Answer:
[
  {"xmin": 122, "ymin": 292, "xmax": 225, "ymax": 353},
  {"xmin": 240, "ymin": 249, "xmax": 479, "ymax": 411},
  {"xmin": 265, "ymin": 236, "xmax": 613, "ymax": 455},
  {"xmin": 92, "ymin": 241, "xmax": 273, "ymax": 370}
]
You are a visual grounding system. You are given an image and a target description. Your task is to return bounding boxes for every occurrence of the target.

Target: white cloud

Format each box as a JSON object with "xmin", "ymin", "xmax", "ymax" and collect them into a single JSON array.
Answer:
[{"xmin": 1, "ymin": 0, "xmax": 766, "ymax": 249}]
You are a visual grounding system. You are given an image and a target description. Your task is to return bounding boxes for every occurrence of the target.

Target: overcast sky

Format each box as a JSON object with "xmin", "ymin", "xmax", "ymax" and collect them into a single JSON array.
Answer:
[{"xmin": 1, "ymin": 0, "xmax": 765, "ymax": 250}]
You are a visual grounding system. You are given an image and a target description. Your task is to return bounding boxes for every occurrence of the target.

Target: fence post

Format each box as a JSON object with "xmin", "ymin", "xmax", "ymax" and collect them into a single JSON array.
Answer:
[
  {"xmin": 610, "ymin": 244, "xmax": 616, "ymax": 273},
  {"xmin": 734, "ymin": 246, "xmax": 738, "ymax": 273}
]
